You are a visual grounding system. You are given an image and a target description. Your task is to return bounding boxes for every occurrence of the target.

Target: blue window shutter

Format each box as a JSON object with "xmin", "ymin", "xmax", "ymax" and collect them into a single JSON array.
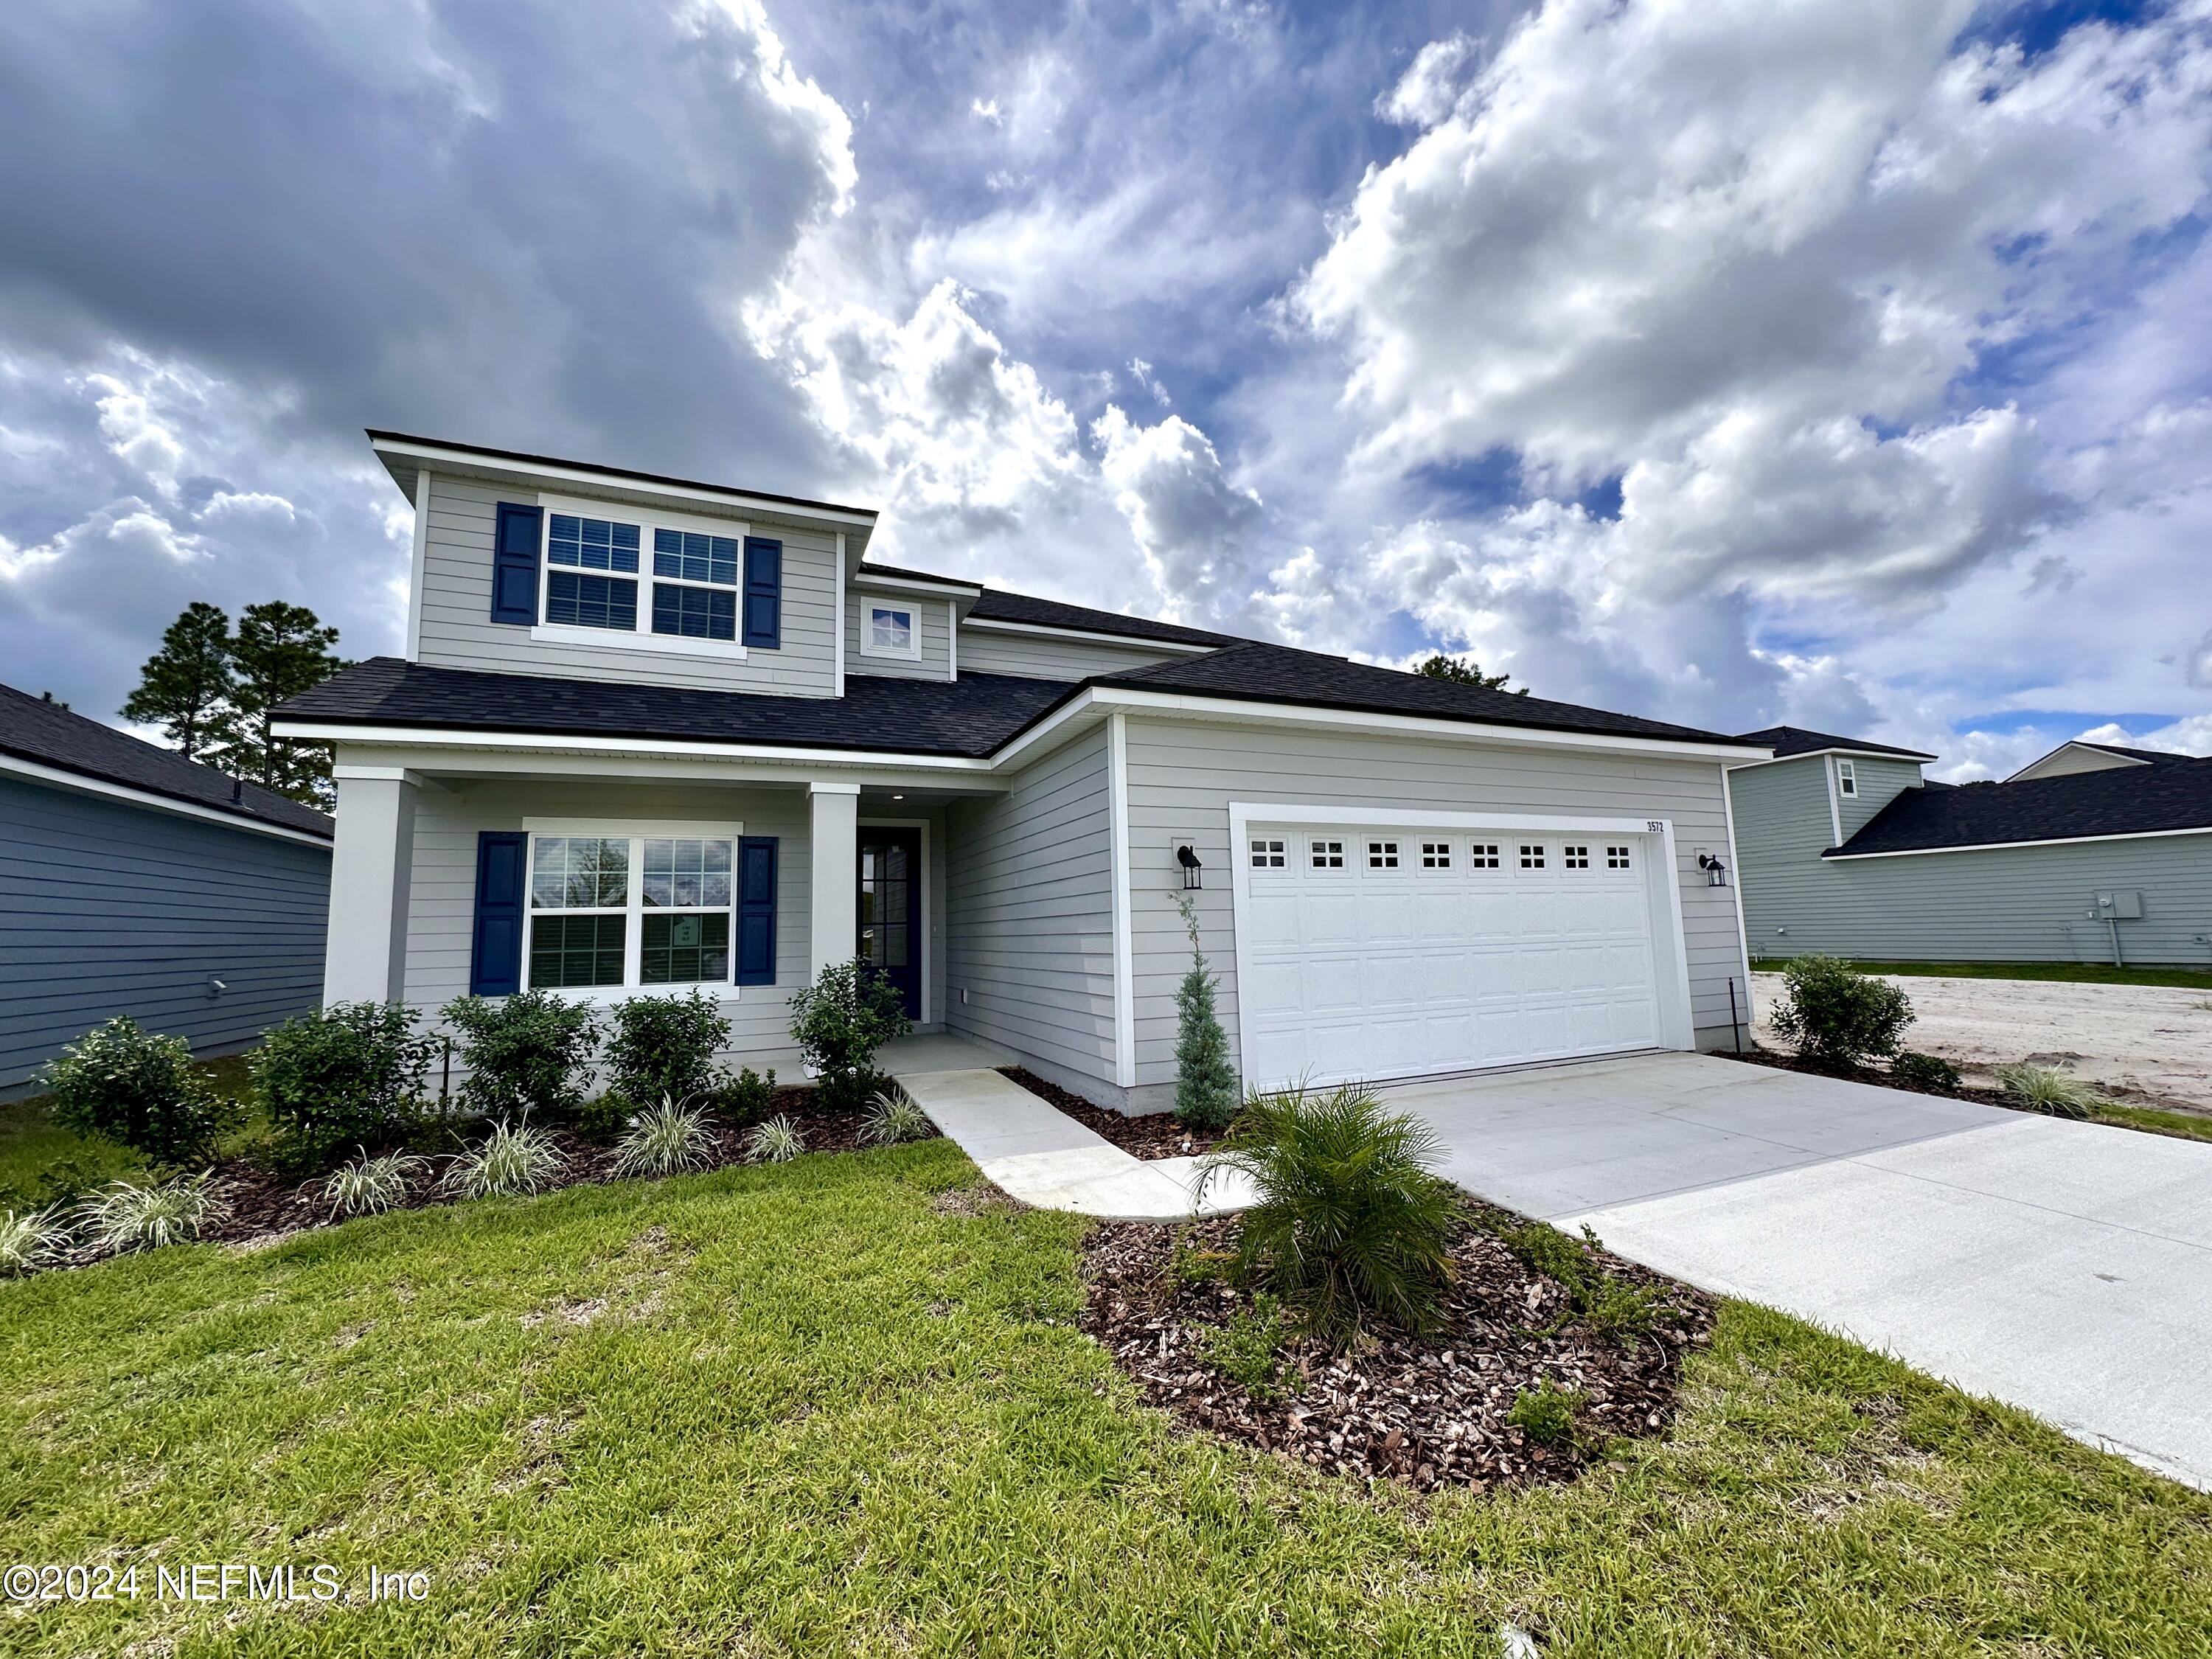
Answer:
[
  {"xmin": 736, "ymin": 836, "xmax": 777, "ymax": 986},
  {"xmin": 491, "ymin": 504, "xmax": 543, "ymax": 625},
  {"xmin": 742, "ymin": 538, "xmax": 781, "ymax": 648},
  {"xmin": 470, "ymin": 831, "xmax": 528, "ymax": 995}
]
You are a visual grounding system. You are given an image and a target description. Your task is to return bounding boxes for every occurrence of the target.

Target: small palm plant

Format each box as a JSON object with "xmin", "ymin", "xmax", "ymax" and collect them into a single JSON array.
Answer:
[
  {"xmin": 77, "ymin": 1172, "xmax": 230, "ymax": 1253},
  {"xmin": 1195, "ymin": 1082, "xmax": 1455, "ymax": 1347},
  {"xmin": 743, "ymin": 1114, "xmax": 805, "ymax": 1164},
  {"xmin": 1994, "ymin": 1062, "xmax": 2107, "ymax": 1120},
  {"xmin": 441, "ymin": 1119, "xmax": 566, "ymax": 1199},
  {"xmin": 859, "ymin": 1087, "xmax": 931, "ymax": 1147},
  {"xmin": 611, "ymin": 1096, "xmax": 717, "ymax": 1178},
  {"xmin": 321, "ymin": 1150, "xmax": 428, "ymax": 1219},
  {"xmin": 1, "ymin": 1206, "xmax": 74, "ymax": 1275}
]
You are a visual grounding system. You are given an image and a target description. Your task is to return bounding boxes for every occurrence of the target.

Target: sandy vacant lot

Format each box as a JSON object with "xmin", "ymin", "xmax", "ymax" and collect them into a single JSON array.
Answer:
[{"xmin": 1750, "ymin": 972, "xmax": 2212, "ymax": 1116}]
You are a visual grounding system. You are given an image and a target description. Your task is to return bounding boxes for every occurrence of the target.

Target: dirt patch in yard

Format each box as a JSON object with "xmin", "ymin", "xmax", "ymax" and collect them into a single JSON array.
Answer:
[
  {"xmin": 1751, "ymin": 972, "xmax": 2212, "ymax": 1117},
  {"xmin": 1081, "ymin": 1201, "xmax": 1714, "ymax": 1494}
]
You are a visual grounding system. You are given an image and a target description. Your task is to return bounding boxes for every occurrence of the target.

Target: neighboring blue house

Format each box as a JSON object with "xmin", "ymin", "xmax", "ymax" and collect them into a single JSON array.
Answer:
[
  {"xmin": 1728, "ymin": 726, "xmax": 2212, "ymax": 969},
  {"xmin": 0, "ymin": 681, "xmax": 335, "ymax": 1098}
]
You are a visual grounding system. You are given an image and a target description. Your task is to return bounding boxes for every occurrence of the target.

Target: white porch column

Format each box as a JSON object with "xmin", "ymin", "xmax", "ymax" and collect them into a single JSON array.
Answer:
[
  {"xmin": 324, "ymin": 768, "xmax": 420, "ymax": 1005},
  {"xmin": 808, "ymin": 780, "xmax": 860, "ymax": 982}
]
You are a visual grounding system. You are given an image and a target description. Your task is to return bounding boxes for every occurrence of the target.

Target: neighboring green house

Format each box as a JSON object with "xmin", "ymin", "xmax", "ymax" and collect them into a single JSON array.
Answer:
[{"xmin": 1726, "ymin": 727, "xmax": 2212, "ymax": 968}]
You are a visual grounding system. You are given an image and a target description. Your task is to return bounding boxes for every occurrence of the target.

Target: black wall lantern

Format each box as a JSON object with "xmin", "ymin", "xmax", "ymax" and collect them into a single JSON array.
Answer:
[
  {"xmin": 1697, "ymin": 852, "xmax": 1729, "ymax": 887},
  {"xmin": 1176, "ymin": 844, "xmax": 1203, "ymax": 890}
]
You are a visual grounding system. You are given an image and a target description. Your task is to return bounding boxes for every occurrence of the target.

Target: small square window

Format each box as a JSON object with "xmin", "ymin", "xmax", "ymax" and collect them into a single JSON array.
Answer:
[
  {"xmin": 1471, "ymin": 843, "xmax": 1500, "ymax": 868},
  {"xmin": 1519, "ymin": 843, "xmax": 1545, "ymax": 869},
  {"xmin": 1250, "ymin": 838, "xmax": 1285, "ymax": 869},
  {"xmin": 863, "ymin": 604, "xmax": 920, "ymax": 659},
  {"xmin": 1367, "ymin": 840, "xmax": 1399, "ymax": 869},
  {"xmin": 1311, "ymin": 839, "xmax": 1344, "ymax": 869},
  {"xmin": 1563, "ymin": 844, "xmax": 1590, "ymax": 869},
  {"xmin": 1421, "ymin": 841, "xmax": 1450, "ymax": 869},
  {"xmin": 1606, "ymin": 844, "xmax": 1632, "ymax": 869}
]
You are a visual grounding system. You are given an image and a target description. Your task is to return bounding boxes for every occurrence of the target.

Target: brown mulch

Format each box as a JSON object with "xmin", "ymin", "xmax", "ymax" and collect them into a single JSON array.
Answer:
[
  {"xmin": 1079, "ymin": 1202, "xmax": 1714, "ymax": 1494},
  {"xmin": 998, "ymin": 1068, "xmax": 1231, "ymax": 1159},
  {"xmin": 1717, "ymin": 1045, "xmax": 2023, "ymax": 1107}
]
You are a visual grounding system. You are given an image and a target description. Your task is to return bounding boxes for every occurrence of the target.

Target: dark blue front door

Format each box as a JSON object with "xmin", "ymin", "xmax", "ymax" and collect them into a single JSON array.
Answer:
[{"xmin": 857, "ymin": 827, "xmax": 922, "ymax": 1020}]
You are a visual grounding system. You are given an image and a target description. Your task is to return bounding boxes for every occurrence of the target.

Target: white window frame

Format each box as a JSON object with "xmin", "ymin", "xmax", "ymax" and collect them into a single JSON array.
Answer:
[
  {"xmin": 1311, "ymin": 838, "xmax": 1346, "ymax": 869},
  {"xmin": 1250, "ymin": 837, "xmax": 1286, "ymax": 868},
  {"xmin": 1519, "ymin": 842, "xmax": 1546, "ymax": 869},
  {"xmin": 518, "ymin": 818, "xmax": 745, "ymax": 1002},
  {"xmin": 859, "ymin": 601, "xmax": 923, "ymax": 661},
  {"xmin": 1837, "ymin": 758, "xmax": 1857, "ymax": 798},
  {"xmin": 530, "ymin": 493, "xmax": 752, "ymax": 661},
  {"xmin": 1606, "ymin": 844, "xmax": 1632, "ymax": 869},
  {"xmin": 1368, "ymin": 839, "xmax": 1399, "ymax": 869},
  {"xmin": 1421, "ymin": 841, "xmax": 1450, "ymax": 869},
  {"xmin": 1562, "ymin": 844, "xmax": 1590, "ymax": 869},
  {"xmin": 1470, "ymin": 842, "xmax": 1500, "ymax": 868}
]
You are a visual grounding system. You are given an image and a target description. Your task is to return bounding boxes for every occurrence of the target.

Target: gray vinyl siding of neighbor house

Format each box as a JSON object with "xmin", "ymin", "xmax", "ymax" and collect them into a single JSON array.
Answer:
[
  {"xmin": 846, "ymin": 593, "xmax": 955, "ymax": 681},
  {"xmin": 942, "ymin": 724, "xmax": 1118, "ymax": 1092},
  {"xmin": 1118, "ymin": 718, "xmax": 1751, "ymax": 1111},
  {"xmin": 413, "ymin": 474, "xmax": 842, "ymax": 698},
  {"xmin": 954, "ymin": 629, "xmax": 1189, "ymax": 682},
  {"xmin": 1732, "ymin": 756, "xmax": 2212, "ymax": 965},
  {"xmin": 0, "ymin": 777, "xmax": 330, "ymax": 1096}
]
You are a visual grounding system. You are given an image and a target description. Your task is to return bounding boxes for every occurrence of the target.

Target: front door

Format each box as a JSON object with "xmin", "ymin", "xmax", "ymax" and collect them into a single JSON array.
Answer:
[{"xmin": 856, "ymin": 827, "xmax": 922, "ymax": 1020}]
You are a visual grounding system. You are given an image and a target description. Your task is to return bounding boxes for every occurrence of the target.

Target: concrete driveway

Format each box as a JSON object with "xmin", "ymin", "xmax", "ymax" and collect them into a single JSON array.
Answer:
[{"xmin": 1384, "ymin": 1051, "xmax": 2212, "ymax": 1489}]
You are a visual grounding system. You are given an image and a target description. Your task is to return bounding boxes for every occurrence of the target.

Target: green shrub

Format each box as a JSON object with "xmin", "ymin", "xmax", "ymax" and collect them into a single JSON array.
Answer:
[
  {"xmin": 439, "ymin": 1119, "xmax": 566, "ymax": 1199},
  {"xmin": 1, "ymin": 1206, "xmax": 72, "ymax": 1275},
  {"xmin": 1892, "ymin": 1050, "xmax": 1963, "ymax": 1091},
  {"xmin": 1170, "ymin": 894, "xmax": 1238, "ymax": 1130},
  {"xmin": 1768, "ymin": 955, "xmax": 1915, "ymax": 1067},
  {"xmin": 38, "ymin": 1017, "xmax": 234, "ymax": 1165},
  {"xmin": 1195, "ymin": 1083, "xmax": 1453, "ymax": 1346},
  {"xmin": 0, "ymin": 1155, "xmax": 109, "ymax": 1216},
  {"xmin": 252, "ymin": 1001, "xmax": 434, "ymax": 1165},
  {"xmin": 574, "ymin": 1091, "xmax": 634, "ymax": 1144},
  {"xmin": 717, "ymin": 1065, "xmax": 776, "ymax": 1124},
  {"xmin": 859, "ymin": 1087, "xmax": 931, "ymax": 1147},
  {"xmin": 1508, "ymin": 1380, "xmax": 1585, "ymax": 1446},
  {"xmin": 1995, "ymin": 1062, "xmax": 2106, "ymax": 1120},
  {"xmin": 1199, "ymin": 1294, "xmax": 1290, "ymax": 1403},
  {"xmin": 788, "ymin": 960, "xmax": 911, "ymax": 1110},
  {"xmin": 605, "ymin": 990, "xmax": 730, "ymax": 1107},
  {"xmin": 321, "ymin": 1150, "xmax": 428, "ymax": 1219},
  {"xmin": 77, "ymin": 1172, "xmax": 228, "ymax": 1253},
  {"xmin": 441, "ymin": 991, "xmax": 599, "ymax": 1121},
  {"xmin": 611, "ymin": 1098, "xmax": 717, "ymax": 1178},
  {"xmin": 743, "ymin": 1114, "xmax": 804, "ymax": 1164}
]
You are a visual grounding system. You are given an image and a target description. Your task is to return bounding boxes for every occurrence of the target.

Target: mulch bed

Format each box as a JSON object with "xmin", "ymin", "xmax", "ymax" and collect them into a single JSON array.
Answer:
[
  {"xmin": 1717, "ymin": 1046, "xmax": 2021, "ymax": 1107},
  {"xmin": 1079, "ymin": 1201, "xmax": 1715, "ymax": 1494},
  {"xmin": 998, "ymin": 1068, "xmax": 1231, "ymax": 1159}
]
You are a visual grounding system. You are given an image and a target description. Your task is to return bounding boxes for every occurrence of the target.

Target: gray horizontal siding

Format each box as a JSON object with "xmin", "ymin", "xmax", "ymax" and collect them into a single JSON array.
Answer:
[
  {"xmin": 942, "ymin": 724, "xmax": 1117, "ymax": 1084},
  {"xmin": 847, "ymin": 591, "xmax": 954, "ymax": 681},
  {"xmin": 1732, "ymin": 757, "xmax": 2212, "ymax": 964},
  {"xmin": 414, "ymin": 474, "xmax": 839, "ymax": 697},
  {"xmin": 1839, "ymin": 756, "xmax": 1924, "ymax": 838},
  {"xmin": 956, "ymin": 628, "xmax": 1191, "ymax": 681},
  {"xmin": 0, "ymin": 778, "xmax": 330, "ymax": 1093},
  {"xmin": 1121, "ymin": 720, "xmax": 1752, "ymax": 1092}
]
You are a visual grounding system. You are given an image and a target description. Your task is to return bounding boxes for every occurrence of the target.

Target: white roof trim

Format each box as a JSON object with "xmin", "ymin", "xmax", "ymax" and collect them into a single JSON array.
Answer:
[
  {"xmin": 1725, "ymin": 745, "xmax": 1926, "ymax": 771},
  {"xmin": 852, "ymin": 571, "xmax": 982, "ymax": 599},
  {"xmin": 0, "ymin": 751, "xmax": 333, "ymax": 847},
  {"xmin": 1825, "ymin": 824, "xmax": 2212, "ymax": 859},
  {"xmin": 959, "ymin": 615, "xmax": 1215, "ymax": 655},
  {"xmin": 2004, "ymin": 740, "xmax": 2157, "ymax": 783},
  {"xmin": 271, "ymin": 717, "xmax": 998, "ymax": 772}
]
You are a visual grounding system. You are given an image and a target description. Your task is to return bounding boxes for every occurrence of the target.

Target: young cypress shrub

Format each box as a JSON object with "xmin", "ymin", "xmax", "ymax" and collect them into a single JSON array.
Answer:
[{"xmin": 1170, "ymin": 894, "xmax": 1238, "ymax": 1130}]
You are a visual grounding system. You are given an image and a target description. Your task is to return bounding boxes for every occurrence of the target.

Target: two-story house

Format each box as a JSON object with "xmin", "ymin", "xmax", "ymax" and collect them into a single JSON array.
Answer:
[
  {"xmin": 1728, "ymin": 726, "xmax": 2212, "ymax": 968},
  {"xmin": 274, "ymin": 431, "xmax": 1770, "ymax": 1111}
]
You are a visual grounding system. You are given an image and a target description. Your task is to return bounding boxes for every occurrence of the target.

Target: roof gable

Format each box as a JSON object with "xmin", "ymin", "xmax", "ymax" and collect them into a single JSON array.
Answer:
[
  {"xmin": 1733, "ymin": 724, "xmax": 1936, "ymax": 762},
  {"xmin": 1829, "ymin": 755, "xmax": 2212, "ymax": 856}
]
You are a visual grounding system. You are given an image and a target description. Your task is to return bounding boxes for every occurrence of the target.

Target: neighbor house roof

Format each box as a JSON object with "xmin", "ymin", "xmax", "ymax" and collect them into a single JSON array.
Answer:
[
  {"xmin": 1826, "ymin": 756, "xmax": 2212, "ymax": 857},
  {"xmin": 0, "ymin": 680, "xmax": 334, "ymax": 838},
  {"xmin": 1733, "ymin": 724, "xmax": 1937, "ymax": 762},
  {"xmin": 966, "ymin": 587, "xmax": 1237, "ymax": 649},
  {"xmin": 2003, "ymin": 737, "xmax": 2196, "ymax": 782}
]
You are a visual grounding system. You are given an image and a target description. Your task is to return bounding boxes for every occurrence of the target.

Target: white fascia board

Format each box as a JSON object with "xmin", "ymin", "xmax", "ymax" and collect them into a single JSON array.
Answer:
[
  {"xmin": 403, "ymin": 467, "xmax": 431, "ymax": 660},
  {"xmin": 852, "ymin": 571, "xmax": 981, "ymax": 599},
  {"xmin": 1088, "ymin": 688, "xmax": 1764, "ymax": 763},
  {"xmin": 1825, "ymin": 825, "xmax": 2212, "ymax": 860},
  {"xmin": 0, "ymin": 751, "xmax": 333, "ymax": 848},
  {"xmin": 1725, "ymin": 746, "xmax": 1926, "ymax": 771},
  {"xmin": 1229, "ymin": 802, "xmax": 1669, "ymax": 835},
  {"xmin": 272, "ymin": 719, "xmax": 998, "ymax": 773},
  {"xmin": 367, "ymin": 436, "xmax": 877, "ymax": 532},
  {"xmin": 325, "ymin": 743, "xmax": 1007, "ymax": 793},
  {"xmin": 959, "ymin": 616, "xmax": 1215, "ymax": 655}
]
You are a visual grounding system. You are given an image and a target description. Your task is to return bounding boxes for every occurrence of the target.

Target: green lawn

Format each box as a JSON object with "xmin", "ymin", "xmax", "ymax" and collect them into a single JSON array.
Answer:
[
  {"xmin": 1751, "ymin": 957, "xmax": 2212, "ymax": 991},
  {"xmin": 0, "ymin": 1054, "xmax": 258, "ymax": 1206},
  {"xmin": 4, "ymin": 1145, "xmax": 2207, "ymax": 1657}
]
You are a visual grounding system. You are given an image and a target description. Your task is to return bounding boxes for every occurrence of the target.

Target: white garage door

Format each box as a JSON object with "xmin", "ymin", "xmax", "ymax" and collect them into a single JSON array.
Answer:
[{"xmin": 1237, "ymin": 824, "xmax": 1666, "ymax": 1089}]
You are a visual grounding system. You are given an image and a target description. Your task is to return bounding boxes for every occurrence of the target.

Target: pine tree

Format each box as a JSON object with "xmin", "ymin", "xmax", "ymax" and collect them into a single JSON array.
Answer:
[
  {"xmin": 216, "ymin": 601, "xmax": 347, "ymax": 808},
  {"xmin": 1415, "ymin": 653, "xmax": 1526, "ymax": 693},
  {"xmin": 1170, "ymin": 893, "xmax": 1239, "ymax": 1130},
  {"xmin": 120, "ymin": 602, "xmax": 238, "ymax": 760}
]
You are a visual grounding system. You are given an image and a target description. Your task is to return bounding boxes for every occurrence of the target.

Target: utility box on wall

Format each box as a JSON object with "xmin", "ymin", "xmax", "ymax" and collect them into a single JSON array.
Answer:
[{"xmin": 2093, "ymin": 889, "xmax": 2144, "ymax": 919}]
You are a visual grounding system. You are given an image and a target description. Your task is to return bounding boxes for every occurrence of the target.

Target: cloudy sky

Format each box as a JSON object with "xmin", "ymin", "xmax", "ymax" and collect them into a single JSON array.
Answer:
[{"xmin": 2, "ymin": 0, "xmax": 2208, "ymax": 777}]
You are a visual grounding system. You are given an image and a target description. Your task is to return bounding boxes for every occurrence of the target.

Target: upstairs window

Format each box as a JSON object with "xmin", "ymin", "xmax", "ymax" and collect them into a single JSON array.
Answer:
[
  {"xmin": 1837, "ymin": 759, "xmax": 1858, "ymax": 798},
  {"xmin": 652, "ymin": 528, "xmax": 739, "ymax": 643},
  {"xmin": 531, "ymin": 501, "xmax": 776, "ymax": 653},
  {"xmin": 544, "ymin": 513, "xmax": 640, "ymax": 632},
  {"xmin": 862, "ymin": 603, "xmax": 921, "ymax": 660}
]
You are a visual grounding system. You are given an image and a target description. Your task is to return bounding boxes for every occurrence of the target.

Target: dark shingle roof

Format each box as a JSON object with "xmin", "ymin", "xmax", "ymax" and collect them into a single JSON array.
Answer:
[
  {"xmin": 852, "ymin": 560, "xmax": 980, "ymax": 591},
  {"xmin": 2065, "ymin": 741, "xmax": 2189, "ymax": 765},
  {"xmin": 1735, "ymin": 724, "xmax": 1937, "ymax": 761},
  {"xmin": 1101, "ymin": 642, "xmax": 1756, "ymax": 748},
  {"xmin": 966, "ymin": 587, "xmax": 1237, "ymax": 649},
  {"xmin": 276, "ymin": 658, "xmax": 1074, "ymax": 758},
  {"xmin": 1829, "ymin": 758, "xmax": 2212, "ymax": 856},
  {"xmin": 0, "ymin": 681, "xmax": 333, "ymax": 838}
]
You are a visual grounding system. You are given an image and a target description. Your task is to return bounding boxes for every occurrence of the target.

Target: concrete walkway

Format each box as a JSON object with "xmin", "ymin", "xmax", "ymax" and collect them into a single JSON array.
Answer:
[
  {"xmin": 1385, "ymin": 1051, "xmax": 2212, "ymax": 1490},
  {"xmin": 887, "ymin": 1036, "xmax": 1251, "ymax": 1220}
]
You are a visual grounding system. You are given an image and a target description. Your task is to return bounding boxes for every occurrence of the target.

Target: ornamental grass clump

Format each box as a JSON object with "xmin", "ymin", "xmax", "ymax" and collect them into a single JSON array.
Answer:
[
  {"xmin": 859, "ymin": 1087, "xmax": 931, "ymax": 1147},
  {"xmin": 743, "ymin": 1115, "xmax": 804, "ymax": 1164},
  {"xmin": 441, "ymin": 1120, "xmax": 566, "ymax": 1200},
  {"xmin": 1995, "ymin": 1062, "xmax": 2107, "ymax": 1120},
  {"xmin": 321, "ymin": 1150, "xmax": 428, "ymax": 1219},
  {"xmin": 1, "ymin": 1206, "xmax": 73, "ymax": 1275},
  {"xmin": 77, "ymin": 1173, "xmax": 229, "ymax": 1253},
  {"xmin": 611, "ymin": 1097, "xmax": 717, "ymax": 1178},
  {"xmin": 1195, "ymin": 1082, "xmax": 1453, "ymax": 1347}
]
